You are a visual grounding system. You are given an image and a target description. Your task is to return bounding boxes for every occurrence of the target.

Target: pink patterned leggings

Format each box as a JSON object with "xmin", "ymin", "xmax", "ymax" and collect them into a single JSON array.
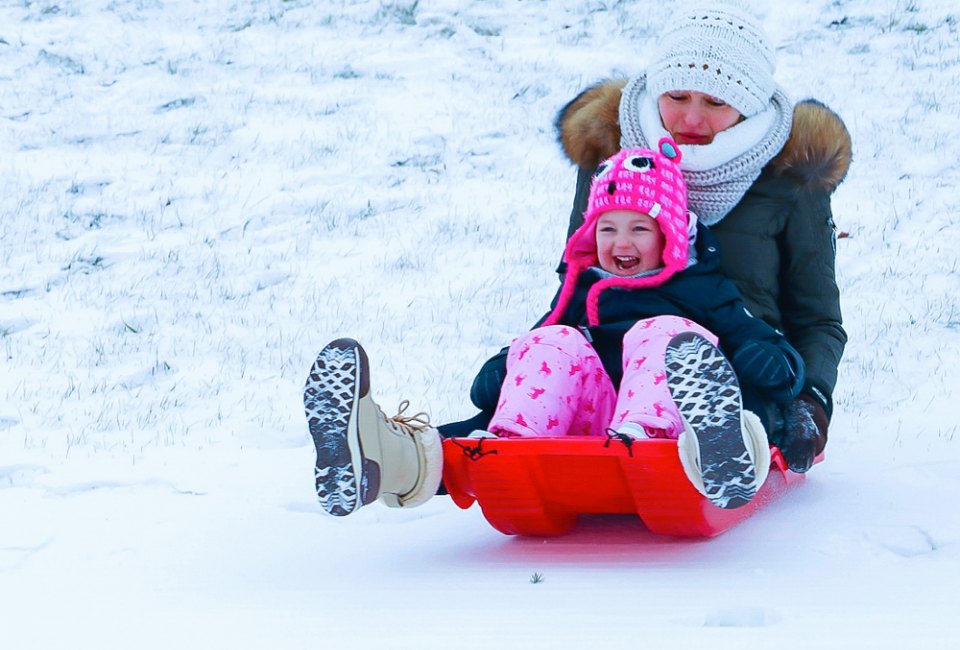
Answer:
[{"xmin": 487, "ymin": 316, "xmax": 718, "ymax": 439}]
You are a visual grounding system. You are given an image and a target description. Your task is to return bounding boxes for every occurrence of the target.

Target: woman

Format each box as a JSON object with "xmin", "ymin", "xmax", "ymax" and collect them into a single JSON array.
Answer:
[
  {"xmin": 549, "ymin": 1, "xmax": 852, "ymax": 473},
  {"xmin": 302, "ymin": 1, "xmax": 851, "ymax": 517}
]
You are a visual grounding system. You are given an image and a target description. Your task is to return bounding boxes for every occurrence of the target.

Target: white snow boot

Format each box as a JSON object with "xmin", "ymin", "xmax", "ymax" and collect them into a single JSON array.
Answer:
[
  {"xmin": 303, "ymin": 338, "xmax": 443, "ymax": 516},
  {"xmin": 665, "ymin": 331, "xmax": 762, "ymax": 509}
]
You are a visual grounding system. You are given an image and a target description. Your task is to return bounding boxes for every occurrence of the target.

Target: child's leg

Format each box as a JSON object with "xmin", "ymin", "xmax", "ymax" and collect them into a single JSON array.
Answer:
[
  {"xmin": 609, "ymin": 317, "xmax": 769, "ymax": 508},
  {"xmin": 610, "ymin": 316, "xmax": 719, "ymax": 439},
  {"xmin": 488, "ymin": 325, "xmax": 616, "ymax": 437}
]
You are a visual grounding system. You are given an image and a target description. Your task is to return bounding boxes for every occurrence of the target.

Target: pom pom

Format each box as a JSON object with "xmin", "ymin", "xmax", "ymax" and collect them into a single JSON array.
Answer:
[{"xmin": 658, "ymin": 137, "xmax": 682, "ymax": 163}]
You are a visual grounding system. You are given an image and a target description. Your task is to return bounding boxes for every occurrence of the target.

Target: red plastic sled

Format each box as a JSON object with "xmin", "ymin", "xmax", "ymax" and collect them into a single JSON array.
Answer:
[{"xmin": 442, "ymin": 436, "xmax": 817, "ymax": 538}]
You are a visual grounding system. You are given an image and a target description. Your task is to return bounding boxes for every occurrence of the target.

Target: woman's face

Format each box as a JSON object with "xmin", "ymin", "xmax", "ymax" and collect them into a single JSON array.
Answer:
[{"xmin": 658, "ymin": 91, "xmax": 743, "ymax": 145}]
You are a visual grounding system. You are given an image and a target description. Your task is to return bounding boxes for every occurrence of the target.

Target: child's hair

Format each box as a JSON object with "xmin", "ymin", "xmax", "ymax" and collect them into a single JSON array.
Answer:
[{"xmin": 542, "ymin": 138, "xmax": 692, "ymax": 327}]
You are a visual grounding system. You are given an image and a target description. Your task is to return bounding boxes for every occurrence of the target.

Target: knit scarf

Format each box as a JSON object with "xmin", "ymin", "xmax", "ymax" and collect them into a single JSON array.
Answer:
[{"xmin": 618, "ymin": 75, "xmax": 794, "ymax": 225}]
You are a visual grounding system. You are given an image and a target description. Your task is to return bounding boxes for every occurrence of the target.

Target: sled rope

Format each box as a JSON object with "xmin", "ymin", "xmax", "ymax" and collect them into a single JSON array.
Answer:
[
  {"xmin": 450, "ymin": 438, "xmax": 499, "ymax": 461},
  {"xmin": 603, "ymin": 428, "xmax": 635, "ymax": 457}
]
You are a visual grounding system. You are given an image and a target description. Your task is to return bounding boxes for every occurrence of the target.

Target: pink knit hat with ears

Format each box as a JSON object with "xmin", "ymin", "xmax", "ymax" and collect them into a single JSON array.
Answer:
[{"xmin": 542, "ymin": 138, "xmax": 691, "ymax": 327}]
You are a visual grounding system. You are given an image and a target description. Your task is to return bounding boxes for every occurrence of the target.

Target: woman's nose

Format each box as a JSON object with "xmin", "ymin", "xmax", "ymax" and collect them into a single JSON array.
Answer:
[{"xmin": 679, "ymin": 105, "xmax": 703, "ymax": 127}]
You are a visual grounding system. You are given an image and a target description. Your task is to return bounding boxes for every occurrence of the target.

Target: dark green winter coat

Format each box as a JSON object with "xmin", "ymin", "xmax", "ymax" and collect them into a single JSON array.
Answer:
[{"xmin": 556, "ymin": 80, "xmax": 851, "ymax": 419}]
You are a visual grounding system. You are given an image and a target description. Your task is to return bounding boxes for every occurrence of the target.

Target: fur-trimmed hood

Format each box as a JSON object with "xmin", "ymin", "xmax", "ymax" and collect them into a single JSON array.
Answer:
[{"xmin": 555, "ymin": 79, "xmax": 852, "ymax": 193}]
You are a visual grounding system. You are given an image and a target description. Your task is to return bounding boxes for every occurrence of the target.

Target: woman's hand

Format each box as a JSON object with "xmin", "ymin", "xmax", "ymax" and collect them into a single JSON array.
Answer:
[
  {"xmin": 771, "ymin": 394, "xmax": 828, "ymax": 473},
  {"xmin": 731, "ymin": 340, "xmax": 804, "ymax": 402}
]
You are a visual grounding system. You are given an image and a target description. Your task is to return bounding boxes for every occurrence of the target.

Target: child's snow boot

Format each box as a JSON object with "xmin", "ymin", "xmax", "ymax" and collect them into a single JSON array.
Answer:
[
  {"xmin": 676, "ymin": 408, "xmax": 771, "ymax": 502},
  {"xmin": 303, "ymin": 338, "xmax": 443, "ymax": 516},
  {"xmin": 664, "ymin": 332, "xmax": 761, "ymax": 509}
]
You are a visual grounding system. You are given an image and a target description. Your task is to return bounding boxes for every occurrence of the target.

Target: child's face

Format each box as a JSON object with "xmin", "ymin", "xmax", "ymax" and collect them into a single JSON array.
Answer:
[{"xmin": 595, "ymin": 210, "xmax": 665, "ymax": 276}]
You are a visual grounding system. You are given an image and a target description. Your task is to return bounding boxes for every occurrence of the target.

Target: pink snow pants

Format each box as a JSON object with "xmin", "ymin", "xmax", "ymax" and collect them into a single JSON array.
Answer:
[{"xmin": 487, "ymin": 316, "xmax": 719, "ymax": 439}]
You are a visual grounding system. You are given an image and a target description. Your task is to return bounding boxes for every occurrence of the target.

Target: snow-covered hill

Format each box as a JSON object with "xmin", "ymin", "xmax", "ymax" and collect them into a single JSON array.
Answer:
[{"xmin": 2, "ymin": 1, "xmax": 959, "ymax": 647}]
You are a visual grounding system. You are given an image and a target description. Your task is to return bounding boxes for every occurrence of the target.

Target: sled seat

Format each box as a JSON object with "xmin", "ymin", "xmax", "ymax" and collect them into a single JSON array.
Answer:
[{"xmin": 441, "ymin": 436, "xmax": 815, "ymax": 538}]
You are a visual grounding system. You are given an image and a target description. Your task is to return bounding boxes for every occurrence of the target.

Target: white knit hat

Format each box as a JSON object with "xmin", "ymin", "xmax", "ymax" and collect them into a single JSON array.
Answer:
[{"xmin": 646, "ymin": 1, "xmax": 776, "ymax": 117}]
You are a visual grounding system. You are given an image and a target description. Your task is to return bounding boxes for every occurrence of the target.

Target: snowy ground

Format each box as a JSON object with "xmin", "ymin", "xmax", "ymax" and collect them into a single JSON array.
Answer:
[{"xmin": 2, "ymin": 0, "xmax": 960, "ymax": 647}]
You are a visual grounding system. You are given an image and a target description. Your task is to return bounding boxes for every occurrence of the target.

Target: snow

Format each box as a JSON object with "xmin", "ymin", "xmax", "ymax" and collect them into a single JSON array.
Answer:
[{"xmin": 2, "ymin": 0, "xmax": 960, "ymax": 647}]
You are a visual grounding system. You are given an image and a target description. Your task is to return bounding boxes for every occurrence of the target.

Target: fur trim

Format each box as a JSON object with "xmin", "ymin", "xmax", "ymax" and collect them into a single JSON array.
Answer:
[
  {"xmin": 770, "ymin": 99, "xmax": 852, "ymax": 193},
  {"xmin": 742, "ymin": 409, "xmax": 771, "ymax": 489},
  {"xmin": 396, "ymin": 426, "xmax": 443, "ymax": 508},
  {"xmin": 555, "ymin": 79, "xmax": 628, "ymax": 169},
  {"xmin": 556, "ymin": 83, "xmax": 852, "ymax": 193}
]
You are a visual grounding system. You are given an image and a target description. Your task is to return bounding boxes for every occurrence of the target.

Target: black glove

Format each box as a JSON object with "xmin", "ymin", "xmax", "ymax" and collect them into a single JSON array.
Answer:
[
  {"xmin": 731, "ymin": 340, "xmax": 804, "ymax": 402},
  {"xmin": 470, "ymin": 347, "xmax": 509, "ymax": 412},
  {"xmin": 770, "ymin": 393, "xmax": 828, "ymax": 473}
]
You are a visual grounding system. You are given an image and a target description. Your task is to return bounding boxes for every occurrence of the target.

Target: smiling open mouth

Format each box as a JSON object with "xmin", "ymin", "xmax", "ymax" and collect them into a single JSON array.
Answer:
[{"xmin": 615, "ymin": 256, "xmax": 640, "ymax": 271}]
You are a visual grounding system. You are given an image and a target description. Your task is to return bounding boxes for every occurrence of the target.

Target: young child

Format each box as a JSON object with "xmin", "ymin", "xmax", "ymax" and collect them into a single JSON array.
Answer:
[{"xmin": 304, "ymin": 139, "xmax": 804, "ymax": 515}]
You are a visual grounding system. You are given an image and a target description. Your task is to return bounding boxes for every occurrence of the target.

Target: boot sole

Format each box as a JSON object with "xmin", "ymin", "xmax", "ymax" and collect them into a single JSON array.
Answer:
[
  {"xmin": 304, "ymin": 338, "xmax": 379, "ymax": 516},
  {"xmin": 665, "ymin": 332, "xmax": 757, "ymax": 509}
]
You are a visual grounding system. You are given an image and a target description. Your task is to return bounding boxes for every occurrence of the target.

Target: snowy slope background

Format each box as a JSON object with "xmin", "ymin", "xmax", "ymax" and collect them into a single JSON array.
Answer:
[{"xmin": 2, "ymin": 0, "xmax": 959, "ymax": 647}]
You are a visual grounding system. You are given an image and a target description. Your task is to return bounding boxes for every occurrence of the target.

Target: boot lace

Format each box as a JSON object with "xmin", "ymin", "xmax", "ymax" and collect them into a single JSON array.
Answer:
[{"xmin": 381, "ymin": 399, "xmax": 433, "ymax": 436}]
